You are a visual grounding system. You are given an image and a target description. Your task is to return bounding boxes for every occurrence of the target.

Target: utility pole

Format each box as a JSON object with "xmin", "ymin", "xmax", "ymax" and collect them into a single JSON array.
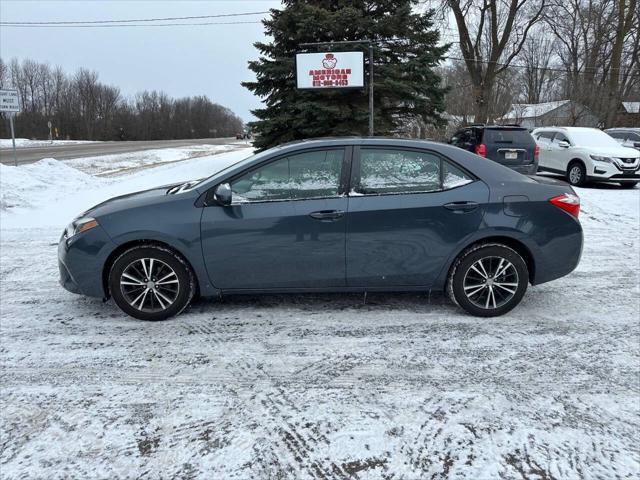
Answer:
[
  {"xmin": 9, "ymin": 114, "xmax": 17, "ymax": 166},
  {"xmin": 368, "ymin": 43, "xmax": 374, "ymax": 137}
]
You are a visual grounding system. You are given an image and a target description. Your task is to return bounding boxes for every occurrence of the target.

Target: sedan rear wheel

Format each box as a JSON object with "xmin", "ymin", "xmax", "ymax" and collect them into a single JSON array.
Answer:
[
  {"xmin": 448, "ymin": 244, "xmax": 529, "ymax": 317},
  {"xmin": 109, "ymin": 246, "xmax": 195, "ymax": 321}
]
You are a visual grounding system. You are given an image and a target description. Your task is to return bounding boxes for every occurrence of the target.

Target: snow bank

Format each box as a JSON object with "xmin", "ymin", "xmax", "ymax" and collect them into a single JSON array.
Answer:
[
  {"xmin": 0, "ymin": 147, "xmax": 253, "ymax": 228},
  {"xmin": 0, "ymin": 138, "xmax": 100, "ymax": 149},
  {"xmin": 0, "ymin": 158, "xmax": 102, "ymax": 211},
  {"xmin": 65, "ymin": 144, "xmax": 235, "ymax": 176}
]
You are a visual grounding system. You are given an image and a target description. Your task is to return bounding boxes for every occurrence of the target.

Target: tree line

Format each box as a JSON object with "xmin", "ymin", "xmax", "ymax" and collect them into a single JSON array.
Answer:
[
  {"xmin": 244, "ymin": 0, "xmax": 638, "ymax": 150},
  {"xmin": 0, "ymin": 58, "xmax": 244, "ymax": 141},
  {"xmin": 436, "ymin": 0, "xmax": 639, "ymax": 127}
]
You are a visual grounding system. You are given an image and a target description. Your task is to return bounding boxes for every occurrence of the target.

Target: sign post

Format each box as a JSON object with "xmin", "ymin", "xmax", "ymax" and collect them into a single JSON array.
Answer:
[
  {"xmin": 0, "ymin": 89, "xmax": 21, "ymax": 166},
  {"xmin": 297, "ymin": 41, "xmax": 373, "ymax": 135},
  {"xmin": 48, "ymin": 120, "xmax": 53, "ymax": 144}
]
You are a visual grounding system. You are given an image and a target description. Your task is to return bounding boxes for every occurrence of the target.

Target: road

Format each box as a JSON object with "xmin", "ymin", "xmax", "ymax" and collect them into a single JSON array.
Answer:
[{"xmin": 0, "ymin": 137, "xmax": 242, "ymax": 165}]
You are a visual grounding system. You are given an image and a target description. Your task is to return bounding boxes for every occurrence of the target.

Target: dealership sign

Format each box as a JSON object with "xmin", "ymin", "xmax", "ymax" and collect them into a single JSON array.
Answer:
[{"xmin": 296, "ymin": 52, "xmax": 364, "ymax": 89}]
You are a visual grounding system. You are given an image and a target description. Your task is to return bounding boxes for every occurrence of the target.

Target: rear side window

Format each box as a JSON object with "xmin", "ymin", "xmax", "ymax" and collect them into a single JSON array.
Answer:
[
  {"xmin": 356, "ymin": 149, "xmax": 473, "ymax": 195},
  {"xmin": 483, "ymin": 129, "xmax": 534, "ymax": 145},
  {"xmin": 231, "ymin": 149, "xmax": 344, "ymax": 202},
  {"xmin": 535, "ymin": 131, "xmax": 555, "ymax": 146}
]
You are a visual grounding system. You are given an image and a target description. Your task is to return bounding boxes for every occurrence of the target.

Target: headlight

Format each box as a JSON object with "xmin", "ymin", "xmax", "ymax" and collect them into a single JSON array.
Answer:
[
  {"xmin": 65, "ymin": 217, "xmax": 99, "ymax": 238},
  {"xmin": 590, "ymin": 155, "xmax": 613, "ymax": 163}
]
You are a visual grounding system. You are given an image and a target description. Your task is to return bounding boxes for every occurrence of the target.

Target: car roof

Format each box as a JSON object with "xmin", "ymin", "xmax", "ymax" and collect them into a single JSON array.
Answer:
[
  {"xmin": 276, "ymin": 136, "xmax": 443, "ymax": 149},
  {"xmin": 458, "ymin": 125, "xmax": 526, "ymax": 130},
  {"xmin": 605, "ymin": 127, "xmax": 640, "ymax": 132}
]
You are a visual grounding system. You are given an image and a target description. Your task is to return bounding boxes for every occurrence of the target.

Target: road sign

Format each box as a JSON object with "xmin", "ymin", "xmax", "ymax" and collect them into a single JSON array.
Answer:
[
  {"xmin": 47, "ymin": 120, "xmax": 52, "ymax": 128},
  {"xmin": 295, "ymin": 51, "xmax": 364, "ymax": 89},
  {"xmin": 0, "ymin": 89, "xmax": 20, "ymax": 113},
  {"xmin": 1, "ymin": 89, "xmax": 21, "ymax": 166}
]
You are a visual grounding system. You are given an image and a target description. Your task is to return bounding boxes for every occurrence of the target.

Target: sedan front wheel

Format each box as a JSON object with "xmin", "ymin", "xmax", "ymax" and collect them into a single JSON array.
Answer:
[
  {"xmin": 108, "ymin": 245, "xmax": 195, "ymax": 321},
  {"xmin": 448, "ymin": 243, "xmax": 529, "ymax": 317}
]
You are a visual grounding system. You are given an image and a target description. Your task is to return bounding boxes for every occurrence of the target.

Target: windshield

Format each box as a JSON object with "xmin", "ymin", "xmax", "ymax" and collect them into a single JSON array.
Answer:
[
  {"xmin": 193, "ymin": 148, "xmax": 271, "ymax": 188},
  {"xmin": 568, "ymin": 129, "xmax": 623, "ymax": 149}
]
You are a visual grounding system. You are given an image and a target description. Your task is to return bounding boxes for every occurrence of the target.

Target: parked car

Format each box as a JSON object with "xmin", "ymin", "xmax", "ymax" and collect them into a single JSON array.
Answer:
[
  {"xmin": 605, "ymin": 128, "xmax": 640, "ymax": 151},
  {"xmin": 59, "ymin": 138, "xmax": 583, "ymax": 320},
  {"xmin": 532, "ymin": 127, "xmax": 640, "ymax": 188},
  {"xmin": 449, "ymin": 125, "xmax": 539, "ymax": 175}
]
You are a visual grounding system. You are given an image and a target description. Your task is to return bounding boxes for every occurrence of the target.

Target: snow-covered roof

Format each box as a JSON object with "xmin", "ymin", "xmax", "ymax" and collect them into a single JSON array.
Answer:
[
  {"xmin": 503, "ymin": 100, "xmax": 570, "ymax": 119},
  {"xmin": 622, "ymin": 102, "xmax": 640, "ymax": 114},
  {"xmin": 442, "ymin": 112, "xmax": 474, "ymax": 125}
]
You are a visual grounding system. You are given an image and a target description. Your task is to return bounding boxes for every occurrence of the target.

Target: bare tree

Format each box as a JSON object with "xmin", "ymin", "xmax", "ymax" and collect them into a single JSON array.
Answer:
[
  {"xmin": 544, "ymin": 0, "xmax": 639, "ymax": 126},
  {"xmin": 443, "ymin": 0, "xmax": 547, "ymax": 123},
  {"xmin": 520, "ymin": 31, "xmax": 556, "ymax": 103},
  {"xmin": 605, "ymin": 0, "xmax": 639, "ymax": 124},
  {"xmin": 0, "ymin": 57, "xmax": 244, "ymax": 140}
]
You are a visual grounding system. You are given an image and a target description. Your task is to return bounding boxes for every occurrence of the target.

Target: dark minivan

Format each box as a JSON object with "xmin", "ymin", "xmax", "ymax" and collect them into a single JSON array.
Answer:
[{"xmin": 449, "ymin": 125, "xmax": 539, "ymax": 175}]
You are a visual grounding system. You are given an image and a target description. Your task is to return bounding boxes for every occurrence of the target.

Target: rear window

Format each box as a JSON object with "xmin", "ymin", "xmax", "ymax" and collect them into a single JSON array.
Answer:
[{"xmin": 483, "ymin": 129, "xmax": 534, "ymax": 145}]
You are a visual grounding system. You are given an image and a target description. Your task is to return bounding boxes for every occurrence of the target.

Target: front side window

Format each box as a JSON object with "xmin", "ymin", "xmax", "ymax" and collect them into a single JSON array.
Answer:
[
  {"xmin": 627, "ymin": 133, "xmax": 640, "ymax": 142},
  {"xmin": 356, "ymin": 149, "xmax": 473, "ymax": 195},
  {"xmin": 551, "ymin": 133, "xmax": 569, "ymax": 146},
  {"xmin": 231, "ymin": 149, "xmax": 344, "ymax": 203}
]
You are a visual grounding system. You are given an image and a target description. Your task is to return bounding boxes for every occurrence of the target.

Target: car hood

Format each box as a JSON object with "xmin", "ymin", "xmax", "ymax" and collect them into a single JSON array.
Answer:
[
  {"xmin": 82, "ymin": 181, "xmax": 198, "ymax": 218},
  {"xmin": 582, "ymin": 146, "xmax": 640, "ymax": 158}
]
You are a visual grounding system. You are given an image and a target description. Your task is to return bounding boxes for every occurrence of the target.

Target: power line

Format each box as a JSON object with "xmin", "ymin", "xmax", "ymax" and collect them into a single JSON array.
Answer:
[
  {"xmin": 1, "ymin": 21, "xmax": 263, "ymax": 28},
  {"xmin": 0, "ymin": 11, "xmax": 269, "ymax": 25},
  {"xmin": 445, "ymin": 55, "xmax": 639, "ymax": 75}
]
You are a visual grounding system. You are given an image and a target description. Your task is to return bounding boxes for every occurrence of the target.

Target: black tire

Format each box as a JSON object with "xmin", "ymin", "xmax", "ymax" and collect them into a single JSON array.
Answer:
[
  {"xmin": 447, "ymin": 243, "xmax": 529, "ymax": 317},
  {"xmin": 619, "ymin": 182, "xmax": 638, "ymax": 189},
  {"xmin": 566, "ymin": 161, "xmax": 586, "ymax": 187},
  {"xmin": 108, "ymin": 245, "xmax": 195, "ymax": 321}
]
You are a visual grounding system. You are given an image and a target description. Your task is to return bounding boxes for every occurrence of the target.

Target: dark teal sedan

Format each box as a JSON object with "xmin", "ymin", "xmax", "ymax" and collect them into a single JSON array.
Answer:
[{"xmin": 59, "ymin": 138, "xmax": 583, "ymax": 320}]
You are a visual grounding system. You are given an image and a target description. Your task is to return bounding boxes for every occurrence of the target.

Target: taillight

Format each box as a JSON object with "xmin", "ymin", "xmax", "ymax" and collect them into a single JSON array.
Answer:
[
  {"xmin": 549, "ymin": 193, "xmax": 580, "ymax": 218},
  {"xmin": 475, "ymin": 144, "xmax": 486, "ymax": 157},
  {"xmin": 534, "ymin": 144, "xmax": 540, "ymax": 160}
]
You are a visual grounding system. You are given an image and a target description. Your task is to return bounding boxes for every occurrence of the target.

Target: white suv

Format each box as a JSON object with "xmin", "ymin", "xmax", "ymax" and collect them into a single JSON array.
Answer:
[{"xmin": 532, "ymin": 127, "xmax": 640, "ymax": 188}]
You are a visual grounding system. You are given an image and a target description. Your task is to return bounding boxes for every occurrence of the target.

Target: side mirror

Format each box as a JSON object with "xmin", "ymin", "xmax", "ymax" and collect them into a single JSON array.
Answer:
[
  {"xmin": 558, "ymin": 141, "xmax": 570, "ymax": 149},
  {"xmin": 213, "ymin": 183, "xmax": 232, "ymax": 206}
]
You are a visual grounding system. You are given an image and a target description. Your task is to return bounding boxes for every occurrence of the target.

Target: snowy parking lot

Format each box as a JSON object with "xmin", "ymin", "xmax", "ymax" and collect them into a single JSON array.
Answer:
[{"xmin": 1, "ymin": 148, "xmax": 639, "ymax": 478}]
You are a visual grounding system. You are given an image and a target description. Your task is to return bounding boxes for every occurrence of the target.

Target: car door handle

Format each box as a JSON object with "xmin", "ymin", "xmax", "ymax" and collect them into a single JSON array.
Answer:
[
  {"xmin": 443, "ymin": 201, "xmax": 479, "ymax": 213},
  {"xmin": 309, "ymin": 210, "xmax": 345, "ymax": 221}
]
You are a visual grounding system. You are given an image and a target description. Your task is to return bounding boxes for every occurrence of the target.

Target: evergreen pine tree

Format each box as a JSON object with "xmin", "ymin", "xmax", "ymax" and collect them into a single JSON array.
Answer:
[{"xmin": 242, "ymin": 0, "xmax": 449, "ymax": 150}]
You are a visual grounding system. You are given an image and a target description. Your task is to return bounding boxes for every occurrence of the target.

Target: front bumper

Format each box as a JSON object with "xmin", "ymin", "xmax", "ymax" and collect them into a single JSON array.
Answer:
[
  {"xmin": 58, "ymin": 224, "xmax": 116, "ymax": 298},
  {"xmin": 589, "ymin": 160, "xmax": 640, "ymax": 182}
]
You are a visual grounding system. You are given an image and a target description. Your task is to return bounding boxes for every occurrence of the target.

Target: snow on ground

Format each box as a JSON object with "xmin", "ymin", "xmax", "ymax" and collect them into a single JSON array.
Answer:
[
  {"xmin": 65, "ymin": 144, "xmax": 236, "ymax": 176},
  {"xmin": 0, "ymin": 150, "xmax": 639, "ymax": 479},
  {"xmin": 0, "ymin": 147, "xmax": 251, "ymax": 227},
  {"xmin": 0, "ymin": 138, "xmax": 100, "ymax": 149}
]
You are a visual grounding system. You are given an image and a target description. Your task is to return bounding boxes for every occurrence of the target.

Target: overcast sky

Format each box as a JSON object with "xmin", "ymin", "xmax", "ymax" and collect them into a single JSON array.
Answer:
[{"xmin": 0, "ymin": 0, "xmax": 282, "ymax": 122}]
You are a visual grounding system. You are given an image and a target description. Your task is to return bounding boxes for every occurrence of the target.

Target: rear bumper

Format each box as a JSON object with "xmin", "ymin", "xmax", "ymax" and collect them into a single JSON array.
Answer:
[{"xmin": 531, "ymin": 219, "xmax": 583, "ymax": 285}]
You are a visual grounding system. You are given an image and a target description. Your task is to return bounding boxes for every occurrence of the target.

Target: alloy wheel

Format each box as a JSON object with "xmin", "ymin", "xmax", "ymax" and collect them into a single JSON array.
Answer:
[
  {"xmin": 120, "ymin": 258, "xmax": 180, "ymax": 312},
  {"xmin": 569, "ymin": 165, "xmax": 582, "ymax": 185},
  {"xmin": 462, "ymin": 256, "xmax": 519, "ymax": 310}
]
